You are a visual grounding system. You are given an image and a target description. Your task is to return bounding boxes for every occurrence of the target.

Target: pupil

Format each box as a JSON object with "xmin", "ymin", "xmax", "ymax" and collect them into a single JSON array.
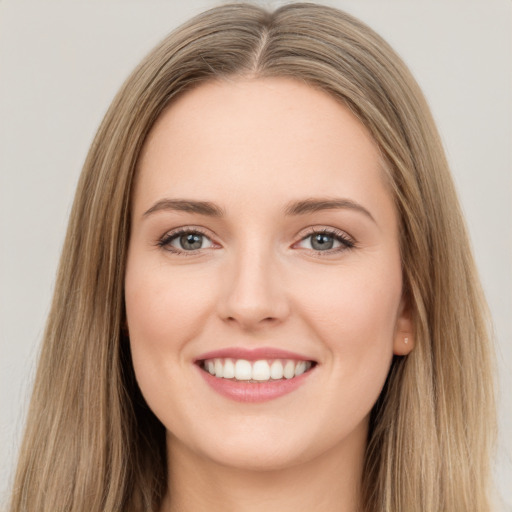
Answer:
[
  {"xmin": 180, "ymin": 233, "xmax": 202, "ymax": 250},
  {"xmin": 311, "ymin": 233, "xmax": 334, "ymax": 250}
]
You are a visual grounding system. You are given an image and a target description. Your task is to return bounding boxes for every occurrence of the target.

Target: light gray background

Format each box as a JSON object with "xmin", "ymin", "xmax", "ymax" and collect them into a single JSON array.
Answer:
[{"xmin": 1, "ymin": 0, "xmax": 510, "ymax": 508}]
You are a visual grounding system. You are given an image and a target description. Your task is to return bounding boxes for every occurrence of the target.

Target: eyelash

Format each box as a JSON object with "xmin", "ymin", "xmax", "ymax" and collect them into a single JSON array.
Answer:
[
  {"xmin": 156, "ymin": 227, "xmax": 213, "ymax": 256},
  {"xmin": 300, "ymin": 228, "xmax": 356, "ymax": 252},
  {"xmin": 156, "ymin": 227, "xmax": 356, "ymax": 256}
]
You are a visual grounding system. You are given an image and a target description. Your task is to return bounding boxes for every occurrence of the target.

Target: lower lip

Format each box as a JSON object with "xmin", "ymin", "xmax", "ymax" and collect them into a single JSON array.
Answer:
[{"xmin": 196, "ymin": 366, "xmax": 314, "ymax": 403}]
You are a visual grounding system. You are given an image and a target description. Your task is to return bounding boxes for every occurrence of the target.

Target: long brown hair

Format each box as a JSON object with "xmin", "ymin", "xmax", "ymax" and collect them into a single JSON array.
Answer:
[{"xmin": 9, "ymin": 3, "xmax": 496, "ymax": 511}]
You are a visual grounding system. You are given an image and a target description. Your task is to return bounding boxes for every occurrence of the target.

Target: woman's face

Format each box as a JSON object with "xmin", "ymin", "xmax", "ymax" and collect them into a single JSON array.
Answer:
[{"xmin": 125, "ymin": 77, "xmax": 413, "ymax": 471}]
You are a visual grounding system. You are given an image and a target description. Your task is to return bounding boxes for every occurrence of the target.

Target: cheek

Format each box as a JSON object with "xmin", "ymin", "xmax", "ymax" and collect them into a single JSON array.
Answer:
[
  {"xmin": 124, "ymin": 258, "xmax": 217, "ymax": 406},
  {"xmin": 291, "ymin": 259, "xmax": 401, "ymax": 399},
  {"xmin": 125, "ymin": 259, "xmax": 214, "ymax": 346},
  {"xmin": 296, "ymin": 260, "xmax": 402, "ymax": 346},
  {"xmin": 124, "ymin": 257, "xmax": 218, "ymax": 424}
]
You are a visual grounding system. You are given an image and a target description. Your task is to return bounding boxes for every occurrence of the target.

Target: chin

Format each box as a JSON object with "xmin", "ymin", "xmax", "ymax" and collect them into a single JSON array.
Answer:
[
  {"xmin": 166, "ymin": 411, "xmax": 369, "ymax": 475},
  {"xmin": 195, "ymin": 439, "xmax": 314, "ymax": 473}
]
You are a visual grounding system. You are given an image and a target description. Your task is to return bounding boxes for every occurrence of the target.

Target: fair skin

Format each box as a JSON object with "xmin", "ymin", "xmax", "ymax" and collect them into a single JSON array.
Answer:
[{"xmin": 125, "ymin": 77, "xmax": 414, "ymax": 512}]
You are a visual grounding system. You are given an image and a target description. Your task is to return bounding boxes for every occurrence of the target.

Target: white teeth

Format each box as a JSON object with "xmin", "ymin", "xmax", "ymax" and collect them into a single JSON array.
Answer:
[
  {"xmin": 295, "ymin": 361, "xmax": 306, "ymax": 376},
  {"xmin": 223, "ymin": 358, "xmax": 235, "ymax": 378},
  {"xmin": 234, "ymin": 359, "xmax": 252, "ymax": 380},
  {"xmin": 283, "ymin": 360, "xmax": 295, "ymax": 379},
  {"xmin": 252, "ymin": 360, "xmax": 271, "ymax": 381},
  {"xmin": 214, "ymin": 359, "xmax": 223, "ymax": 378},
  {"xmin": 270, "ymin": 360, "xmax": 284, "ymax": 379},
  {"xmin": 203, "ymin": 357, "xmax": 313, "ymax": 381}
]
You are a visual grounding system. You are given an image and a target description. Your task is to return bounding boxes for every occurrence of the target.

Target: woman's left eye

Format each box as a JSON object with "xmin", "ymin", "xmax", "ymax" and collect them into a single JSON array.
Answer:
[
  {"xmin": 296, "ymin": 229, "xmax": 355, "ymax": 252},
  {"xmin": 158, "ymin": 230, "xmax": 214, "ymax": 253}
]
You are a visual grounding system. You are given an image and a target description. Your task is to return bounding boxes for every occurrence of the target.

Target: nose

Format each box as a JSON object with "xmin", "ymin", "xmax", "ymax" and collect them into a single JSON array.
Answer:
[{"xmin": 217, "ymin": 246, "xmax": 290, "ymax": 331}]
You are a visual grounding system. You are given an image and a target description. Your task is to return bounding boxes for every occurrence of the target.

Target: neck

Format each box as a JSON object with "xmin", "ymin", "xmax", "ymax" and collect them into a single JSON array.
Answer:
[{"xmin": 161, "ymin": 426, "xmax": 366, "ymax": 512}]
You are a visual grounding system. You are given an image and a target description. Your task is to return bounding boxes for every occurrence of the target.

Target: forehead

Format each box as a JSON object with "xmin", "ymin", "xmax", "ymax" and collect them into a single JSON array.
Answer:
[{"xmin": 134, "ymin": 77, "xmax": 393, "ymax": 224}]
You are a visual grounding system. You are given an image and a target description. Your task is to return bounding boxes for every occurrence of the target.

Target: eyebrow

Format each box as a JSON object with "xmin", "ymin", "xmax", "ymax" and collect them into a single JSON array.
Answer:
[
  {"xmin": 143, "ymin": 199, "xmax": 225, "ymax": 217},
  {"xmin": 143, "ymin": 197, "xmax": 375, "ymax": 222},
  {"xmin": 284, "ymin": 198, "xmax": 375, "ymax": 222}
]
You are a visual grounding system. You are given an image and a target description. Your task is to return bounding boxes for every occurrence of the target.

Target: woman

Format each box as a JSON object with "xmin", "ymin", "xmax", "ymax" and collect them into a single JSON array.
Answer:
[{"xmin": 8, "ymin": 3, "xmax": 496, "ymax": 511}]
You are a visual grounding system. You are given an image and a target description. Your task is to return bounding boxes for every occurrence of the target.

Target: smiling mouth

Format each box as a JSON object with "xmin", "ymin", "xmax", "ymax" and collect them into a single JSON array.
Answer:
[{"xmin": 198, "ymin": 358, "xmax": 317, "ymax": 382}]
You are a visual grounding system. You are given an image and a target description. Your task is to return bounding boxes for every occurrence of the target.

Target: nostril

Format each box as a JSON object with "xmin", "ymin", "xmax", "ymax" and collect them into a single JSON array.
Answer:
[{"xmin": 224, "ymin": 314, "xmax": 281, "ymax": 327}]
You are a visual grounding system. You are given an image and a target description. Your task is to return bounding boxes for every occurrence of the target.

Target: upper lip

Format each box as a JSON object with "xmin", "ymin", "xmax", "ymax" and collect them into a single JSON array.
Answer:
[{"xmin": 195, "ymin": 346, "xmax": 316, "ymax": 362}]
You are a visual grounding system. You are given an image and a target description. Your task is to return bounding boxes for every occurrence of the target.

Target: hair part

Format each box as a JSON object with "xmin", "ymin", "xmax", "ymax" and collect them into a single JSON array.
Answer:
[{"xmin": 9, "ymin": 3, "xmax": 496, "ymax": 511}]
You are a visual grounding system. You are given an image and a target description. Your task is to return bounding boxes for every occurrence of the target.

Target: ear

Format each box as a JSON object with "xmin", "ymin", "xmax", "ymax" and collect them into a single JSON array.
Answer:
[{"xmin": 393, "ymin": 297, "xmax": 414, "ymax": 356}]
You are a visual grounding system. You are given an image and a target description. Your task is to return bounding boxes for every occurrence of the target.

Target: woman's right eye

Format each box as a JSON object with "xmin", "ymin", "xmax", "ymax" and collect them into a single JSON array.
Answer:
[{"xmin": 158, "ymin": 229, "xmax": 214, "ymax": 253}]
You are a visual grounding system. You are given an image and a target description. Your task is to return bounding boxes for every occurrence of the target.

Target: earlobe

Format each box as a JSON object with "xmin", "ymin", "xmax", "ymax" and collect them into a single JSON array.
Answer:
[
  {"xmin": 394, "ymin": 335, "xmax": 414, "ymax": 356},
  {"xmin": 393, "ymin": 300, "xmax": 415, "ymax": 356}
]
